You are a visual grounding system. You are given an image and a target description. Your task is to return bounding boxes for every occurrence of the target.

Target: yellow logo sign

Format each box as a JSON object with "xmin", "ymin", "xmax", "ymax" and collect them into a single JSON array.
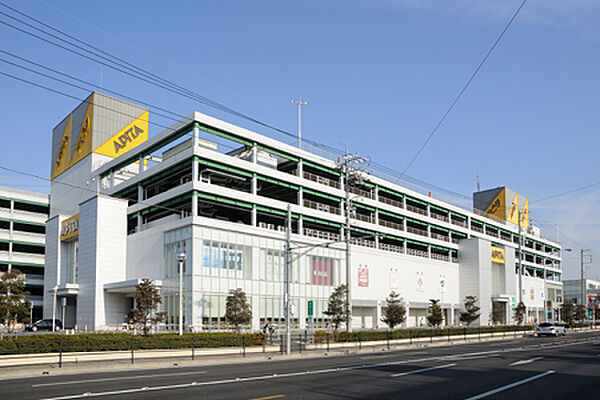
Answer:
[
  {"xmin": 60, "ymin": 214, "xmax": 79, "ymax": 242},
  {"xmin": 484, "ymin": 188, "xmax": 506, "ymax": 222},
  {"xmin": 491, "ymin": 246, "xmax": 505, "ymax": 264},
  {"xmin": 69, "ymin": 94, "xmax": 95, "ymax": 168},
  {"xmin": 95, "ymin": 110, "xmax": 149, "ymax": 158},
  {"xmin": 51, "ymin": 115, "xmax": 72, "ymax": 180}
]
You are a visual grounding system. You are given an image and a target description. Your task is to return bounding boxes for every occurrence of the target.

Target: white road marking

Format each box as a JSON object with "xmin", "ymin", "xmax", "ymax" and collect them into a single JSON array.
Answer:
[
  {"xmin": 390, "ymin": 363, "xmax": 456, "ymax": 377},
  {"xmin": 509, "ymin": 356, "xmax": 543, "ymax": 367},
  {"xmin": 32, "ymin": 370, "xmax": 208, "ymax": 387},
  {"xmin": 464, "ymin": 370, "xmax": 555, "ymax": 400}
]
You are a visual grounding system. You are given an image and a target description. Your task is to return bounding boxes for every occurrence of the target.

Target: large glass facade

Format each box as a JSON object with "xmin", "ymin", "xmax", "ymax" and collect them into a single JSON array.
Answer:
[
  {"xmin": 163, "ymin": 227, "xmax": 192, "ymax": 329},
  {"xmin": 60, "ymin": 239, "xmax": 78, "ymax": 284}
]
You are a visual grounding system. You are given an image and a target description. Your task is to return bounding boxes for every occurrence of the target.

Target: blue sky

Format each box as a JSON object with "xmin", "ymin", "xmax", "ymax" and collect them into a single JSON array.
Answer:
[{"xmin": 0, "ymin": 0, "xmax": 598, "ymax": 279}]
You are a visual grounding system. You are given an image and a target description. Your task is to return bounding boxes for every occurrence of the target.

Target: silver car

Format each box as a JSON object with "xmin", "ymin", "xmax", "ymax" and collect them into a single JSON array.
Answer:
[{"xmin": 536, "ymin": 322, "xmax": 566, "ymax": 337}]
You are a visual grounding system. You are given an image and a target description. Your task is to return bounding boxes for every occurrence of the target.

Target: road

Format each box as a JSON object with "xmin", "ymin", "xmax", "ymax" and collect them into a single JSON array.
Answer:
[{"xmin": 3, "ymin": 331, "xmax": 599, "ymax": 400}]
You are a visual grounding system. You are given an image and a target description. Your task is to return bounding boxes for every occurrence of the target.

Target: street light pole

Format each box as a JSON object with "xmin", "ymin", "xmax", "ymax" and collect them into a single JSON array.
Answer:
[
  {"xmin": 517, "ymin": 209, "xmax": 523, "ymax": 307},
  {"xmin": 344, "ymin": 145, "xmax": 352, "ymax": 333},
  {"xmin": 52, "ymin": 285, "xmax": 58, "ymax": 332},
  {"xmin": 291, "ymin": 99, "xmax": 307, "ymax": 149},
  {"xmin": 176, "ymin": 252, "xmax": 186, "ymax": 336}
]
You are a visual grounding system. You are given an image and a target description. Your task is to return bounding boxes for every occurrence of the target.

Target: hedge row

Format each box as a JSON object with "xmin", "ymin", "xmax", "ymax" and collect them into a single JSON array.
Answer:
[
  {"xmin": 0, "ymin": 332, "xmax": 267, "ymax": 355},
  {"xmin": 314, "ymin": 325, "xmax": 534, "ymax": 343}
]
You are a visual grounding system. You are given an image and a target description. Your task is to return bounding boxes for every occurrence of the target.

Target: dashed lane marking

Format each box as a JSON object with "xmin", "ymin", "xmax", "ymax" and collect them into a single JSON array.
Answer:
[
  {"xmin": 464, "ymin": 370, "xmax": 555, "ymax": 400},
  {"xmin": 390, "ymin": 363, "xmax": 456, "ymax": 377}
]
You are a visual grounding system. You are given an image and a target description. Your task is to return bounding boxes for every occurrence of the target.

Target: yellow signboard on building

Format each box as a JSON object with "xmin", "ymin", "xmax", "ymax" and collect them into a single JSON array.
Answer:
[
  {"xmin": 491, "ymin": 246, "xmax": 505, "ymax": 264},
  {"xmin": 60, "ymin": 214, "xmax": 79, "ymax": 242},
  {"xmin": 51, "ymin": 115, "xmax": 72, "ymax": 180},
  {"xmin": 95, "ymin": 110, "xmax": 149, "ymax": 158}
]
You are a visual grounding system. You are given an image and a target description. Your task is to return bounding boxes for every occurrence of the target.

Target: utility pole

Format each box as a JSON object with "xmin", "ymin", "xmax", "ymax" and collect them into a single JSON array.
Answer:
[
  {"xmin": 291, "ymin": 99, "xmax": 307, "ymax": 149},
  {"xmin": 517, "ymin": 209, "xmax": 523, "ymax": 307},
  {"xmin": 284, "ymin": 205, "xmax": 292, "ymax": 355},
  {"xmin": 344, "ymin": 146, "xmax": 351, "ymax": 333}
]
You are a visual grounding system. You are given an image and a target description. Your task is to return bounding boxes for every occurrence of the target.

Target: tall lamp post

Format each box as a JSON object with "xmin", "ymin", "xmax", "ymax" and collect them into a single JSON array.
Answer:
[
  {"xmin": 291, "ymin": 98, "xmax": 307, "ymax": 149},
  {"xmin": 52, "ymin": 285, "xmax": 58, "ymax": 332},
  {"xmin": 176, "ymin": 252, "xmax": 186, "ymax": 336}
]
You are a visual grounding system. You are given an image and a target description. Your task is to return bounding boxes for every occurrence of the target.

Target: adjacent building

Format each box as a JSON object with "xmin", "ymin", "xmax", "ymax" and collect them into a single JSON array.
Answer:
[
  {"xmin": 0, "ymin": 186, "xmax": 49, "ymax": 321},
  {"xmin": 43, "ymin": 92, "xmax": 563, "ymax": 331}
]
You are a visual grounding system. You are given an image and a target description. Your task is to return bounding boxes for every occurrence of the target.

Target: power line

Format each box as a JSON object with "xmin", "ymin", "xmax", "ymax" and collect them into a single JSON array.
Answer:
[
  {"xmin": 400, "ymin": 0, "xmax": 528, "ymax": 177},
  {"xmin": 533, "ymin": 180, "xmax": 600, "ymax": 203}
]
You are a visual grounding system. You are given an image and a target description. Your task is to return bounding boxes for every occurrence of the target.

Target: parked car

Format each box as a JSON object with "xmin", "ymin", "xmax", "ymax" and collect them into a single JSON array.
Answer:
[
  {"xmin": 25, "ymin": 319, "xmax": 62, "ymax": 332},
  {"xmin": 536, "ymin": 322, "xmax": 566, "ymax": 337}
]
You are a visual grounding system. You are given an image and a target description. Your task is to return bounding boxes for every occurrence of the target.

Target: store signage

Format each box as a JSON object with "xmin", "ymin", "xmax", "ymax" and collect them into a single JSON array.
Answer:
[
  {"xmin": 358, "ymin": 265, "xmax": 369, "ymax": 287},
  {"xmin": 95, "ymin": 110, "xmax": 149, "ymax": 158},
  {"xmin": 60, "ymin": 214, "xmax": 79, "ymax": 242},
  {"xmin": 307, "ymin": 300, "xmax": 314, "ymax": 316},
  {"xmin": 311, "ymin": 257, "xmax": 332, "ymax": 286},
  {"xmin": 491, "ymin": 246, "xmax": 505, "ymax": 264},
  {"xmin": 530, "ymin": 288, "xmax": 535, "ymax": 300}
]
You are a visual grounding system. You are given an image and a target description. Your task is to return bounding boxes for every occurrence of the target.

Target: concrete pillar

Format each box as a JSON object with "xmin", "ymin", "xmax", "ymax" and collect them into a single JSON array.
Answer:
[
  {"xmin": 339, "ymin": 201, "xmax": 344, "ymax": 216},
  {"xmin": 109, "ymin": 170, "xmax": 115, "ymax": 189},
  {"xmin": 297, "ymin": 217, "xmax": 303, "ymax": 235},
  {"xmin": 136, "ymin": 185, "xmax": 143, "ymax": 232},
  {"xmin": 405, "ymin": 303, "xmax": 411, "ymax": 328},
  {"xmin": 297, "ymin": 188, "xmax": 303, "ymax": 206},
  {"xmin": 192, "ymin": 157, "xmax": 199, "ymax": 183},
  {"xmin": 139, "ymin": 155, "xmax": 145, "ymax": 173},
  {"xmin": 427, "ymin": 225, "xmax": 431, "ymax": 238},
  {"xmin": 373, "ymin": 187, "xmax": 379, "ymax": 202},
  {"xmin": 374, "ymin": 210, "xmax": 379, "ymax": 225},
  {"xmin": 450, "ymin": 306, "xmax": 455, "ymax": 327},
  {"xmin": 191, "ymin": 194, "xmax": 197, "ymax": 217},
  {"xmin": 251, "ymin": 145, "xmax": 257, "ymax": 164},
  {"xmin": 375, "ymin": 301, "xmax": 382, "ymax": 329},
  {"xmin": 297, "ymin": 159, "xmax": 303, "ymax": 178},
  {"xmin": 251, "ymin": 207, "xmax": 257, "ymax": 227},
  {"xmin": 251, "ymin": 175, "xmax": 258, "ymax": 196}
]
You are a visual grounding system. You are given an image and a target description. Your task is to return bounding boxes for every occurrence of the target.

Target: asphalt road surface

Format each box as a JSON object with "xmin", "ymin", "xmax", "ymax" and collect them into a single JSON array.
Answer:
[{"xmin": 3, "ymin": 331, "xmax": 599, "ymax": 400}]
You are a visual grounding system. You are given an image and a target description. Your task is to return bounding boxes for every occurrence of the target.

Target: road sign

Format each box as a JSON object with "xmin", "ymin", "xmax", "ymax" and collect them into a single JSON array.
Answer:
[{"xmin": 308, "ymin": 300, "xmax": 314, "ymax": 316}]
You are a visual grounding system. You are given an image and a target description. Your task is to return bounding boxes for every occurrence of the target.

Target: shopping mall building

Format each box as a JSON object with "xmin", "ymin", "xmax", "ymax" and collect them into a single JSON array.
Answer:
[{"xmin": 43, "ymin": 92, "xmax": 563, "ymax": 331}]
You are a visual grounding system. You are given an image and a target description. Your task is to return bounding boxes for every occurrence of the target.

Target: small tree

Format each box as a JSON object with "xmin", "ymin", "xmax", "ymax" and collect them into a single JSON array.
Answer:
[
  {"xmin": 224, "ymin": 288, "xmax": 252, "ymax": 332},
  {"xmin": 514, "ymin": 301, "xmax": 527, "ymax": 325},
  {"xmin": 0, "ymin": 269, "xmax": 30, "ymax": 332},
  {"xmin": 381, "ymin": 291, "xmax": 406, "ymax": 330},
  {"xmin": 459, "ymin": 295, "xmax": 481, "ymax": 326},
  {"xmin": 574, "ymin": 304, "xmax": 587, "ymax": 323},
  {"xmin": 560, "ymin": 302, "xmax": 575, "ymax": 326},
  {"xmin": 324, "ymin": 284, "xmax": 350, "ymax": 333},
  {"xmin": 426, "ymin": 299, "xmax": 444, "ymax": 327},
  {"xmin": 490, "ymin": 302, "xmax": 505, "ymax": 325},
  {"xmin": 132, "ymin": 278, "xmax": 164, "ymax": 336}
]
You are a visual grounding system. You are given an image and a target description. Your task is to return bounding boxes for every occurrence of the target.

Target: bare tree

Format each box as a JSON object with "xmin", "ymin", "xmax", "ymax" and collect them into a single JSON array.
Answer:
[{"xmin": 132, "ymin": 279, "xmax": 164, "ymax": 336}]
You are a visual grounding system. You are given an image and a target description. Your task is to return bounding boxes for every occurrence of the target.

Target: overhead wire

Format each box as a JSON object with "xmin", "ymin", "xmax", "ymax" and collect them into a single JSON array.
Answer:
[
  {"xmin": 1, "ymin": 1, "xmax": 596, "ymax": 262},
  {"xmin": 400, "ymin": 0, "xmax": 528, "ymax": 177}
]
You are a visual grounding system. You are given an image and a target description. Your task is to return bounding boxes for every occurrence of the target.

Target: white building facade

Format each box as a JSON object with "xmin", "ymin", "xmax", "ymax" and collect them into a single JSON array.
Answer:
[{"xmin": 43, "ymin": 93, "xmax": 563, "ymax": 331}]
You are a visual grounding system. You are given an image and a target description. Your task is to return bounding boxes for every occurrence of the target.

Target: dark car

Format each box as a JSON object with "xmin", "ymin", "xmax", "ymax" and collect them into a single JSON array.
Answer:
[{"xmin": 25, "ymin": 319, "xmax": 62, "ymax": 332}]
